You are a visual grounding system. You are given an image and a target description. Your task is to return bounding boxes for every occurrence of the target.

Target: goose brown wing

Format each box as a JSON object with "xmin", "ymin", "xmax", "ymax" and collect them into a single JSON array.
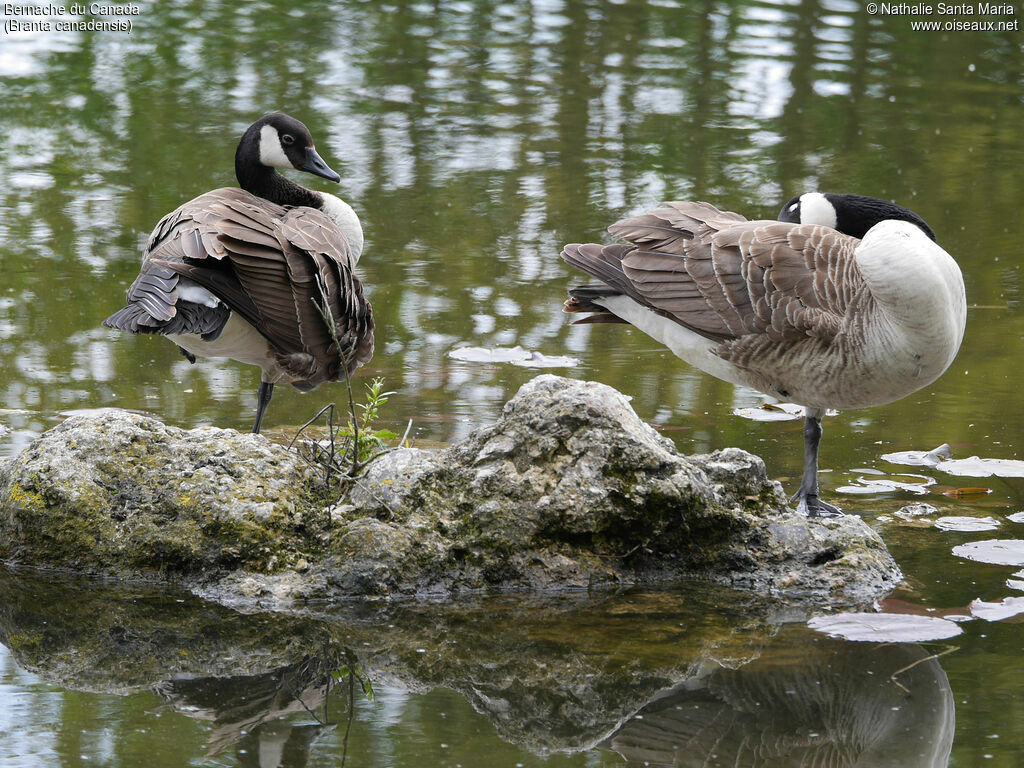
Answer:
[
  {"xmin": 272, "ymin": 207, "xmax": 375, "ymax": 378},
  {"xmin": 566, "ymin": 201, "xmax": 864, "ymax": 345},
  {"xmin": 152, "ymin": 190, "xmax": 374, "ymax": 385},
  {"xmin": 102, "ymin": 189, "xmax": 249, "ymax": 337}
]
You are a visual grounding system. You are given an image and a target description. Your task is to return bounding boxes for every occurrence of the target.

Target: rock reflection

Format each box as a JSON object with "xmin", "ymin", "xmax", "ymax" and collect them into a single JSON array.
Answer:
[
  {"xmin": 606, "ymin": 636, "xmax": 954, "ymax": 768},
  {"xmin": 0, "ymin": 567, "xmax": 954, "ymax": 765}
]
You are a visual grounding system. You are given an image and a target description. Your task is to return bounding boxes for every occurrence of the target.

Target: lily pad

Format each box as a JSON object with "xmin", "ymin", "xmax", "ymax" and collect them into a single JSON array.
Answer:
[
  {"xmin": 884, "ymin": 446, "xmax": 1024, "ymax": 478},
  {"xmin": 938, "ymin": 456, "xmax": 1024, "ymax": 478},
  {"xmin": 934, "ymin": 516, "xmax": 1002, "ymax": 532},
  {"xmin": 895, "ymin": 503, "xmax": 938, "ymax": 520},
  {"xmin": 732, "ymin": 402, "xmax": 805, "ymax": 421},
  {"xmin": 732, "ymin": 402, "xmax": 837, "ymax": 422},
  {"xmin": 448, "ymin": 346, "xmax": 579, "ymax": 368},
  {"xmin": 969, "ymin": 596, "xmax": 1024, "ymax": 621},
  {"xmin": 835, "ymin": 474, "xmax": 932, "ymax": 496},
  {"xmin": 881, "ymin": 444, "xmax": 952, "ymax": 467},
  {"xmin": 952, "ymin": 540, "xmax": 1024, "ymax": 567},
  {"xmin": 807, "ymin": 612, "xmax": 963, "ymax": 642}
]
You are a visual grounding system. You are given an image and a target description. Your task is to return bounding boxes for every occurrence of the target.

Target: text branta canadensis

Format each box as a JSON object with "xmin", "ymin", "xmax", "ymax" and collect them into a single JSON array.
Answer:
[
  {"xmin": 562, "ymin": 193, "xmax": 966, "ymax": 516},
  {"xmin": 104, "ymin": 112, "xmax": 374, "ymax": 433}
]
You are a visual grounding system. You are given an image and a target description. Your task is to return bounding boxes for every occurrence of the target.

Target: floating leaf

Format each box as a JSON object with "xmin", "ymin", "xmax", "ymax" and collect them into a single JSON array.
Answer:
[
  {"xmin": 885, "ymin": 446, "xmax": 1024, "ymax": 478},
  {"xmin": 934, "ymin": 516, "xmax": 1002, "ymax": 532},
  {"xmin": 836, "ymin": 474, "xmax": 933, "ymax": 496},
  {"xmin": 895, "ymin": 503, "xmax": 938, "ymax": 520},
  {"xmin": 882, "ymin": 444, "xmax": 952, "ymax": 467},
  {"xmin": 970, "ymin": 596, "xmax": 1024, "ymax": 622},
  {"xmin": 732, "ymin": 402, "xmax": 805, "ymax": 422},
  {"xmin": 952, "ymin": 540, "xmax": 1024, "ymax": 567},
  {"xmin": 938, "ymin": 456, "xmax": 1024, "ymax": 478},
  {"xmin": 942, "ymin": 487, "xmax": 993, "ymax": 499},
  {"xmin": 448, "ymin": 345, "xmax": 579, "ymax": 368},
  {"xmin": 808, "ymin": 612, "xmax": 963, "ymax": 642},
  {"xmin": 732, "ymin": 402, "xmax": 837, "ymax": 422}
]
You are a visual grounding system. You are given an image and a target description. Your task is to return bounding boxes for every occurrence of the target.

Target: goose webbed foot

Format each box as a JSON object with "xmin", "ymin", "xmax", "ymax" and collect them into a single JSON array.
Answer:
[{"xmin": 790, "ymin": 488, "xmax": 843, "ymax": 518}]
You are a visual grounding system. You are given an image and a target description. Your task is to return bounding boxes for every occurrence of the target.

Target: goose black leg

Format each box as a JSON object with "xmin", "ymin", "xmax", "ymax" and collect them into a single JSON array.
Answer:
[
  {"xmin": 790, "ymin": 408, "xmax": 842, "ymax": 517},
  {"xmin": 252, "ymin": 381, "xmax": 274, "ymax": 434}
]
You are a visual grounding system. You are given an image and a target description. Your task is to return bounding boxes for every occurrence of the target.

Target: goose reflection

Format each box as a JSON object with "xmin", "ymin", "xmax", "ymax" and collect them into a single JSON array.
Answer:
[
  {"xmin": 152, "ymin": 650, "xmax": 358, "ymax": 766},
  {"xmin": 605, "ymin": 638, "xmax": 954, "ymax": 767}
]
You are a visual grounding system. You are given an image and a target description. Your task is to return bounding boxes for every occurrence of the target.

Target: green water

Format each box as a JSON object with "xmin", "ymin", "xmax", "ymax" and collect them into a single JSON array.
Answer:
[{"xmin": 1, "ymin": 0, "xmax": 1023, "ymax": 764}]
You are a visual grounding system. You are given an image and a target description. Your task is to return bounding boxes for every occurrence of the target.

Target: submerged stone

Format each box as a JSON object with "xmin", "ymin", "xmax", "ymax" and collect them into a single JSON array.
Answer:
[{"xmin": 0, "ymin": 375, "xmax": 901, "ymax": 607}]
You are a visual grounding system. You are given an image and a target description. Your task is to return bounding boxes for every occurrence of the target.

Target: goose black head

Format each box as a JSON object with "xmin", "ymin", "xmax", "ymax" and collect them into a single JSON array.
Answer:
[
  {"xmin": 237, "ymin": 112, "xmax": 341, "ymax": 183},
  {"xmin": 779, "ymin": 192, "xmax": 937, "ymax": 242}
]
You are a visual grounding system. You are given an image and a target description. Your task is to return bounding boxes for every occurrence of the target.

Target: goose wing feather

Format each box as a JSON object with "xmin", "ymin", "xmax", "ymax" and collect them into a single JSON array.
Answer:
[
  {"xmin": 565, "ymin": 201, "xmax": 865, "ymax": 345},
  {"xmin": 146, "ymin": 190, "xmax": 373, "ymax": 385}
]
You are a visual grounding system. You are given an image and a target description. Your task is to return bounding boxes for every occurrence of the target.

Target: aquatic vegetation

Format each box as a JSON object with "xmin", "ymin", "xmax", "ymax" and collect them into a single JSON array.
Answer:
[
  {"xmin": 969, "ymin": 597, "xmax": 1024, "ymax": 622},
  {"xmin": 808, "ymin": 612, "xmax": 963, "ymax": 642},
  {"xmin": 934, "ymin": 516, "xmax": 1002, "ymax": 532},
  {"xmin": 448, "ymin": 345, "xmax": 580, "ymax": 368},
  {"xmin": 952, "ymin": 540, "xmax": 1024, "ymax": 567},
  {"xmin": 884, "ymin": 445, "xmax": 1024, "ymax": 478}
]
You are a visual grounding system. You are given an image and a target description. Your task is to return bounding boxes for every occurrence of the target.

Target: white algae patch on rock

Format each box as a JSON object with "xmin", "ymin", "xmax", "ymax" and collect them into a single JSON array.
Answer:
[{"xmin": 1, "ymin": 376, "xmax": 902, "ymax": 608}]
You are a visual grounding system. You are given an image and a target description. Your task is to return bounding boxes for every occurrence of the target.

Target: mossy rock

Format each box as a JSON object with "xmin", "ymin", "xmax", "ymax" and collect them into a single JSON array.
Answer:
[
  {"xmin": 0, "ymin": 412, "xmax": 323, "ymax": 578},
  {"xmin": 0, "ymin": 377, "xmax": 903, "ymax": 606}
]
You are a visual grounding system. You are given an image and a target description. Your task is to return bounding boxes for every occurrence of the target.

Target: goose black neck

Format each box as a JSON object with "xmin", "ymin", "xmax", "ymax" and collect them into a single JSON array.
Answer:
[
  {"xmin": 827, "ymin": 193, "xmax": 936, "ymax": 242},
  {"xmin": 234, "ymin": 134, "xmax": 322, "ymax": 210}
]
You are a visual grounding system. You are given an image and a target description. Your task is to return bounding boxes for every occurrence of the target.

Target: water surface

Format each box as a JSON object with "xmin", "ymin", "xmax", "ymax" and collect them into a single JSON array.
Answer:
[{"xmin": 1, "ymin": 0, "xmax": 1023, "ymax": 764}]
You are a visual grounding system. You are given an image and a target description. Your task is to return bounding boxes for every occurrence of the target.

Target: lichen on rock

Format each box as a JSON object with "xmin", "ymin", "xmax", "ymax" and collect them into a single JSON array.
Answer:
[
  {"xmin": 0, "ymin": 413, "xmax": 324, "ymax": 577},
  {"xmin": 0, "ymin": 376, "xmax": 902, "ymax": 606}
]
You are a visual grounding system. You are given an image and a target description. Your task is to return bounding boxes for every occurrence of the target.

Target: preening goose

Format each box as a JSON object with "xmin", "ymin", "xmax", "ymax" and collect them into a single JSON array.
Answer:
[
  {"xmin": 562, "ymin": 193, "xmax": 966, "ymax": 516},
  {"xmin": 104, "ymin": 112, "xmax": 374, "ymax": 433}
]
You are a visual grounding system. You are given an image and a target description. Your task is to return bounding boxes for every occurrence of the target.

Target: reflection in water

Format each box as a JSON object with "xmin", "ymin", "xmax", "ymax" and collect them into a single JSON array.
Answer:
[
  {"xmin": 1, "ymin": 0, "xmax": 1024, "ymax": 764},
  {"xmin": 0, "ymin": 567, "xmax": 959, "ymax": 766},
  {"xmin": 607, "ymin": 638, "xmax": 954, "ymax": 768},
  {"xmin": 154, "ymin": 654, "xmax": 337, "ymax": 760}
]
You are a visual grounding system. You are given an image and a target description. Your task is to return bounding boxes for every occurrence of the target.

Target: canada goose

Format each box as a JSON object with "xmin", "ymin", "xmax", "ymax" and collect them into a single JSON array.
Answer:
[
  {"xmin": 104, "ymin": 112, "xmax": 373, "ymax": 433},
  {"xmin": 562, "ymin": 193, "xmax": 966, "ymax": 516}
]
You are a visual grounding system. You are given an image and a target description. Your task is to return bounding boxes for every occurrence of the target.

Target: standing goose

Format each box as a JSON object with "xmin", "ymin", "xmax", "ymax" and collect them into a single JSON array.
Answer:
[
  {"xmin": 561, "ymin": 193, "xmax": 966, "ymax": 516},
  {"xmin": 104, "ymin": 112, "xmax": 373, "ymax": 433}
]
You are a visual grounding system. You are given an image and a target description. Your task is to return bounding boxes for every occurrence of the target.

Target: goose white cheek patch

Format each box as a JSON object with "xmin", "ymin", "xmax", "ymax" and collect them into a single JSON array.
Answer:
[
  {"xmin": 258, "ymin": 124, "xmax": 293, "ymax": 169},
  {"xmin": 799, "ymin": 192, "xmax": 838, "ymax": 230}
]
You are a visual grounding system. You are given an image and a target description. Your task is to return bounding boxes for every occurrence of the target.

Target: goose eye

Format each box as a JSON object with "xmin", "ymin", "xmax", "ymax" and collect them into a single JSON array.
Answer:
[{"xmin": 281, "ymin": 134, "xmax": 295, "ymax": 146}]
